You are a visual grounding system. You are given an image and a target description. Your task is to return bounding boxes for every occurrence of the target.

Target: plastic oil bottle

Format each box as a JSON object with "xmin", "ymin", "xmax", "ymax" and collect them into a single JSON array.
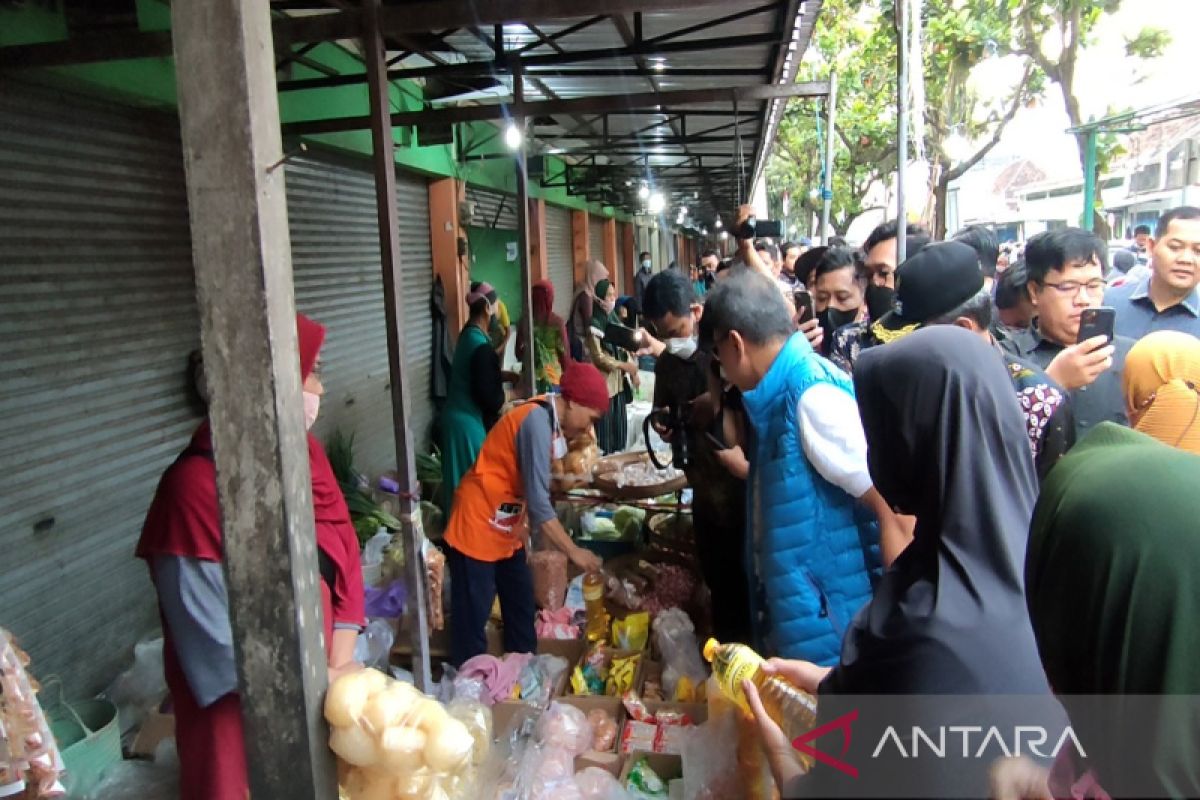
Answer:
[
  {"xmin": 703, "ymin": 638, "xmax": 818, "ymax": 764},
  {"xmin": 583, "ymin": 571, "xmax": 609, "ymax": 643}
]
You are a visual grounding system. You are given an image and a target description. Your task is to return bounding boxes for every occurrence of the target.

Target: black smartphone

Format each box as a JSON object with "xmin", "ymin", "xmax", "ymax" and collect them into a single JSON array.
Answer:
[
  {"xmin": 736, "ymin": 216, "xmax": 783, "ymax": 239},
  {"xmin": 793, "ymin": 290, "xmax": 815, "ymax": 324},
  {"xmin": 1077, "ymin": 306, "xmax": 1115, "ymax": 345},
  {"xmin": 704, "ymin": 432, "xmax": 728, "ymax": 451},
  {"xmin": 604, "ymin": 322, "xmax": 642, "ymax": 352}
]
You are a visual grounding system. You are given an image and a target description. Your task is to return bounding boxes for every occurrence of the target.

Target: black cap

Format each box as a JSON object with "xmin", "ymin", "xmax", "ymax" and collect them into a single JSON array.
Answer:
[{"xmin": 876, "ymin": 241, "xmax": 984, "ymax": 333}]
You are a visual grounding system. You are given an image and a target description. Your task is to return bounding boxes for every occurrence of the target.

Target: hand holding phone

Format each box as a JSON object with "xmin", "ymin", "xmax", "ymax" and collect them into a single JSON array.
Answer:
[
  {"xmin": 704, "ymin": 432, "xmax": 728, "ymax": 451},
  {"xmin": 793, "ymin": 290, "xmax": 815, "ymax": 324},
  {"xmin": 1076, "ymin": 307, "xmax": 1115, "ymax": 345}
]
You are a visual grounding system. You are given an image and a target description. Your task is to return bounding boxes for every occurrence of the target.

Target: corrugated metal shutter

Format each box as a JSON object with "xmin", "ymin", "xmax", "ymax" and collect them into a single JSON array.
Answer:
[
  {"xmin": 588, "ymin": 215, "xmax": 605, "ymax": 265},
  {"xmin": 465, "ymin": 186, "xmax": 517, "ymax": 230},
  {"xmin": 285, "ymin": 157, "xmax": 434, "ymax": 475},
  {"xmin": 545, "ymin": 204, "xmax": 574, "ymax": 318},
  {"xmin": 0, "ymin": 81, "xmax": 196, "ymax": 695}
]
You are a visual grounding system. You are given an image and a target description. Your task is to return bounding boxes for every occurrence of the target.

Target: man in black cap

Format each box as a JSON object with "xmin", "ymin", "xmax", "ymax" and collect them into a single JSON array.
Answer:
[{"xmin": 844, "ymin": 241, "xmax": 1076, "ymax": 481}]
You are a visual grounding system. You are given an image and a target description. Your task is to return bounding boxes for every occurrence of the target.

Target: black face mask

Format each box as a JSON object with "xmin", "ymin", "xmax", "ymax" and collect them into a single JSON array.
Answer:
[
  {"xmin": 865, "ymin": 284, "xmax": 897, "ymax": 321},
  {"xmin": 817, "ymin": 306, "xmax": 860, "ymax": 349}
]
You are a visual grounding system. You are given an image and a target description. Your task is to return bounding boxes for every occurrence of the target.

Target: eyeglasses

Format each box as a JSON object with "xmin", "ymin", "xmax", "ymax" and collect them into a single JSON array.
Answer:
[{"xmin": 1040, "ymin": 279, "xmax": 1107, "ymax": 297}]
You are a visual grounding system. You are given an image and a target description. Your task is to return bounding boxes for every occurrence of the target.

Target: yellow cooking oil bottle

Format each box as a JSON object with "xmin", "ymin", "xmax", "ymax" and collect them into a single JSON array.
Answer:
[
  {"xmin": 703, "ymin": 638, "xmax": 819, "ymax": 750},
  {"xmin": 583, "ymin": 571, "xmax": 609, "ymax": 643}
]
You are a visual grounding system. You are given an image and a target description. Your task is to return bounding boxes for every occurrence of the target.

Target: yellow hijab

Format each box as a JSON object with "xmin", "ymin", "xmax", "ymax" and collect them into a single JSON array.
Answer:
[{"xmin": 1123, "ymin": 330, "xmax": 1200, "ymax": 454}]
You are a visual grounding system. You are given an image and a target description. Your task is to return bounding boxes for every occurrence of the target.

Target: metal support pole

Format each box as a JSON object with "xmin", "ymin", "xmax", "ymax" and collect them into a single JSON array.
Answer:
[
  {"xmin": 820, "ymin": 72, "xmax": 838, "ymax": 245},
  {"xmin": 514, "ymin": 66, "xmax": 537, "ymax": 397},
  {"xmin": 895, "ymin": 0, "xmax": 909, "ymax": 264},
  {"xmin": 1082, "ymin": 128, "xmax": 1098, "ymax": 231},
  {"xmin": 168, "ymin": 1, "xmax": 335, "ymax": 795},
  {"xmin": 364, "ymin": 0, "xmax": 432, "ymax": 692}
]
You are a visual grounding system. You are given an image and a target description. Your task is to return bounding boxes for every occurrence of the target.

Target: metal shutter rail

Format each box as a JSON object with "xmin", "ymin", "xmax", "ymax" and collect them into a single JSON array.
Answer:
[
  {"xmin": 0, "ymin": 81, "xmax": 196, "ymax": 695},
  {"xmin": 466, "ymin": 186, "xmax": 517, "ymax": 230},
  {"xmin": 285, "ymin": 157, "xmax": 434, "ymax": 475},
  {"xmin": 588, "ymin": 215, "xmax": 605, "ymax": 267},
  {"xmin": 545, "ymin": 204, "xmax": 574, "ymax": 318}
]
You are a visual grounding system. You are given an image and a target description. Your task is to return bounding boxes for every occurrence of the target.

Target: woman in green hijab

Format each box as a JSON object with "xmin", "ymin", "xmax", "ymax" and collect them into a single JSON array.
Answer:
[
  {"xmin": 585, "ymin": 279, "xmax": 638, "ymax": 453},
  {"xmin": 1022, "ymin": 421, "xmax": 1200, "ymax": 798},
  {"xmin": 440, "ymin": 283, "xmax": 506, "ymax": 513}
]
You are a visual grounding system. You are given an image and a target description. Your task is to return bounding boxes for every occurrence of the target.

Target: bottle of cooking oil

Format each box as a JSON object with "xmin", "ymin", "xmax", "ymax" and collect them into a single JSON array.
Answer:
[
  {"xmin": 703, "ymin": 639, "xmax": 818, "ymax": 747},
  {"xmin": 583, "ymin": 571, "xmax": 609, "ymax": 643}
]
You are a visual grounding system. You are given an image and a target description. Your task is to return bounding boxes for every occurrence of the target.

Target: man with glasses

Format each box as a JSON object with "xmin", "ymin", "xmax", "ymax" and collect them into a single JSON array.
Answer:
[{"xmin": 1001, "ymin": 228, "xmax": 1133, "ymax": 438}]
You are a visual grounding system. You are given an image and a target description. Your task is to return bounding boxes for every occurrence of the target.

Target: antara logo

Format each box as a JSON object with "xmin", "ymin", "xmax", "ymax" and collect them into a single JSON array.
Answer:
[{"xmin": 792, "ymin": 711, "xmax": 1087, "ymax": 778}]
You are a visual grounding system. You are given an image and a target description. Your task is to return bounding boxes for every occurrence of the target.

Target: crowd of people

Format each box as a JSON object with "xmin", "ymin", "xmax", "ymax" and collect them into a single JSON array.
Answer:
[{"xmin": 133, "ymin": 200, "xmax": 1200, "ymax": 798}]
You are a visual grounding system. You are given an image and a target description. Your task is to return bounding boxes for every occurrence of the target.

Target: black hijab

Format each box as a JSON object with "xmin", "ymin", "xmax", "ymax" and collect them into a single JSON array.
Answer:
[{"xmin": 827, "ymin": 326, "xmax": 1049, "ymax": 695}]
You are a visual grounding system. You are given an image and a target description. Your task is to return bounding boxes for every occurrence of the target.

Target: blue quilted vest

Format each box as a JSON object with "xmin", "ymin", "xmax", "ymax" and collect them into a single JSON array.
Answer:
[{"xmin": 742, "ymin": 333, "xmax": 880, "ymax": 665}]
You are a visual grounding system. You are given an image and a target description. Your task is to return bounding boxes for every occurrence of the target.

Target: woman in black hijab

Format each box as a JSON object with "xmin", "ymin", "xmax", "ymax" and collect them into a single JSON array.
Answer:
[{"xmin": 744, "ymin": 327, "xmax": 1060, "ymax": 797}]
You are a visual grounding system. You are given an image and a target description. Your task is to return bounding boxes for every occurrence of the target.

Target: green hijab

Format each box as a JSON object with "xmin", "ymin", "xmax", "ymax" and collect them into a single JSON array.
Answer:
[
  {"xmin": 591, "ymin": 279, "xmax": 614, "ymax": 332},
  {"xmin": 1026, "ymin": 422, "xmax": 1200, "ymax": 796}
]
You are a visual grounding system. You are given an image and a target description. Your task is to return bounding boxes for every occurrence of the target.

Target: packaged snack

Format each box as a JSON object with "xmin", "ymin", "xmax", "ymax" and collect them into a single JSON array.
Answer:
[
  {"xmin": 621, "ymin": 691, "xmax": 652, "ymax": 722},
  {"xmin": 606, "ymin": 654, "xmax": 640, "ymax": 696},
  {"xmin": 624, "ymin": 756, "xmax": 668, "ymax": 799},
  {"xmin": 535, "ymin": 702, "xmax": 593, "ymax": 756},
  {"xmin": 530, "ymin": 550, "xmax": 570, "ymax": 611},
  {"xmin": 586, "ymin": 709, "xmax": 618, "ymax": 752},
  {"xmin": 612, "ymin": 612, "xmax": 650, "ymax": 652},
  {"xmin": 619, "ymin": 720, "xmax": 658, "ymax": 754}
]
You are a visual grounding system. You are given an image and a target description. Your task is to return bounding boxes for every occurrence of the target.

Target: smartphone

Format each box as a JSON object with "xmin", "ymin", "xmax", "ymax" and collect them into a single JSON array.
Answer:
[
  {"xmin": 1077, "ymin": 306, "xmax": 1115, "ymax": 345},
  {"xmin": 736, "ymin": 216, "xmax": 783, "ymax": 239},
  {"xmin": 793, "ymin": 290, "xmax": 815, "ymax": 324},
  {"xmin": 603, "ymin": 322, "xmax": 642, "ymax": 352},
  {"xmin": 704, "ymin": 432, "xmax": 728, "ymax": 451}
]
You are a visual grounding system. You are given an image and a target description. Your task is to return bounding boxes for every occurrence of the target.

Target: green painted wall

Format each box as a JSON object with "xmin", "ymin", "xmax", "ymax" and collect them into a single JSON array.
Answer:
[
  {"xmin": 0, "ymin": 1, "xmax": 632, "ymax": 221},
  {"xmin": 465, "ymin": 226, "xmax": 523, "ymax": 323}
]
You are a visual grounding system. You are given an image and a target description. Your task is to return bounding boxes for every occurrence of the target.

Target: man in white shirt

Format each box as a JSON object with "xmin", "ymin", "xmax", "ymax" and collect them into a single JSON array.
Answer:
[{"xmin": 699, "ymin": 268, "xmax": 907, "ymax": 662}]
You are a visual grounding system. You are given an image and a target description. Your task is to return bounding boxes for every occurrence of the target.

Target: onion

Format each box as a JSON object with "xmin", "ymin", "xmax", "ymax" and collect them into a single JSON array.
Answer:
[
  {"xmin": 378, "ymin": 725, "xmax": 426, "ymax": 773},
  {"xmin": 422, "ymin": 716, "xmax": 474, "ymax": 773},
  {"xmin": 330, "ymin": 722, "xmax": 379, "ymax": 768}
]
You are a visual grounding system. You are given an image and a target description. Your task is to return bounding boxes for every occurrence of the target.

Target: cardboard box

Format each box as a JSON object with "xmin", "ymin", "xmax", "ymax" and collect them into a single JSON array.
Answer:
[
  {"xmin": 130, "ymin": 710, "xmax": 175, "ymax": 758},
  {"xmin": 644, "ymin": 700, "xmax": 708, "ymax": 725},
  {"xmin": 490, "ymin": 701, "xmax": 540, "ymax": 743},
  {"xmin": 619, "ymin": 751, "xmax": 683, "ymax": 784},
  {"xmin": 575, "ymin": 751, "xmax": 624, "ymax": 777}
]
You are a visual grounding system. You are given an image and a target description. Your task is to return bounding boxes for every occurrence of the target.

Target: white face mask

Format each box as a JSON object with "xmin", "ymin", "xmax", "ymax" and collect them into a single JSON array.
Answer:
[
  {"xmin": 303, "ymin": 390, "xmax": 321, "ymax": 430},
  {"xmin": 665, "ymin": 336, "xmax": 698, "ymax": 359},
  {"xmin": 641, "ymin": 260, "xmax": 652, "ymax": 270},
  {"xmin": 552, "ymin": 434, "xmax": 568, "ymax": 460}
]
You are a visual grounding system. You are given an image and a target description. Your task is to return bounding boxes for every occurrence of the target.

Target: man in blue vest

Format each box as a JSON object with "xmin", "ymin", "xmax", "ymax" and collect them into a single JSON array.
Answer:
[{"xmin": 699, "ymin": 265, "xmax": 904, "ymax": 665}]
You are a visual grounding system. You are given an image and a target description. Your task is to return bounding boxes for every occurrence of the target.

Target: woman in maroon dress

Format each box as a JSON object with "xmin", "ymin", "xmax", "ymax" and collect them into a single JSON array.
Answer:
[{"xmin": 136, "ymin": 314, "xmax": 364, "ymax": 800}]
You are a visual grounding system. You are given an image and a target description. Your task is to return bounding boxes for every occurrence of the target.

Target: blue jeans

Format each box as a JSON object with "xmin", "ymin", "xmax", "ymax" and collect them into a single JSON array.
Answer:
[{"xmin": 446, "ymin": 545, "xmax": 536, "ymax": 666}]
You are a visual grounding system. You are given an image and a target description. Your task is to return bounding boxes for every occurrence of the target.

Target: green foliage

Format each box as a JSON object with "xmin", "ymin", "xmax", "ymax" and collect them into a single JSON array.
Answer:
[
  {"xmin": 1124, "ymin": 27, "xmax": 1171, "ymax": 59},
  {"xmin": 326, "ymin": 427, "xmax": 403, "ymax": 546}
]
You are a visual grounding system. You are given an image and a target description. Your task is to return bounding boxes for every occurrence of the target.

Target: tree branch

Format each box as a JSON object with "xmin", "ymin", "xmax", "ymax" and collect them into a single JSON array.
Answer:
[{"xmin": 944, "ymin": 65, "xmax": 1034, "ymax": 182}]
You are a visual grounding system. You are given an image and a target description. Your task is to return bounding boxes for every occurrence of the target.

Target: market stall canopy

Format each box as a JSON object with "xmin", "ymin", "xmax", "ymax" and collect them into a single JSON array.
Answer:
[{"xmin": 0, "ymin": 0, "xmax": 824, "ymax": 227}]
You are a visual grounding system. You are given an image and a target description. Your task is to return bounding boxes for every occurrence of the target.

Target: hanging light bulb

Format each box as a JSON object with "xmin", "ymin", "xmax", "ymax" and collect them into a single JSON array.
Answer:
[
  {"xmin": 719, "ymin": 230, "xmax": 729, "ymax": 240},
  {"xmin": 505, "ymin": 123, "xmax": 523, "ymax": 150},
  {"xmin": 679, "ymin": 206, "xmax": 688, "ymax": 217},
  {"xmin": 714, "ymin": 218, "xmax": 723, "ymax": 229},
  {"xmin": 638, "ymin": 183, "xmax": 651, "ymax": 200},
  {"xmin": 648, "ymin": 191, "xmax": 666, "ymax": 214}
]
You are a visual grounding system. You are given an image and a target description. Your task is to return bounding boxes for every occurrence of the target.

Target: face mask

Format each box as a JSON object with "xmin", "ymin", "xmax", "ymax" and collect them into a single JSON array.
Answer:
[
  {"xmin": 665, "ymin": 336, "xmax": 698, "ymax": 359},
  {"xmin": 597, "ymin": 295, "xmax": 615, "ymax": 315},
  {"xmin": 865, "ymin": 284, "xmax": 896, "ymax": 321},
  {"xmin": 818, "ymin": 307, "xmax": 859, "ymax": 344},
  {"xmin": 641, "ymin": 260, "xmax": 652, "ymax": 270},
  {"xmin": 302, "ymin": 390, "xmax": 321, "ymax": 430},
  {"xmin": 552, "ymin": 434, "xmax": 568, "ymax": 460}
]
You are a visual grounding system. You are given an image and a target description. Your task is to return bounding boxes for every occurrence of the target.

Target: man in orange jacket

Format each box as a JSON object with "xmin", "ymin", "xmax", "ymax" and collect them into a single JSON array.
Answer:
[{"xmin": 444, "ymin": 363, "xmax": 608, "ymax": 665}]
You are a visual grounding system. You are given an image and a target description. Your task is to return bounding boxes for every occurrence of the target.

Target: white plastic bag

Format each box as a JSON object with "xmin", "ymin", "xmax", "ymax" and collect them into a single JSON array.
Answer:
[
  {"xmin": 352, "ymin": 618, "xmax": 396, "ymax": 669},
  {"xmin": 103, "ymin": 636, "xmax": 166, "ymax": 734}
]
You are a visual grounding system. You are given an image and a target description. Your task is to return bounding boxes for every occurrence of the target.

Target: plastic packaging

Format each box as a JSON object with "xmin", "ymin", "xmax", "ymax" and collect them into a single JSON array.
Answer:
[
  {"xmin": 612, "ymin": 612, "xmax": 650, "ymax": 652},
  {"xmin": 362, "ymin": 529, "xmax": 391, "ymax": 568},
  {"xmin": 0, "ymin": 630, "xmax": 65, "ymax": 798},
  {"xmin": 624, "ymin": 757, "xmax": 668, "ymax": 799},
  {"xmin": 681, "ymin": 712, "xmax": 740, "ymax": 800},
  {"xmin": 576, "ymin": 766, "xmax": 634, "ymax": 800},
  {"xmin": 83, "ymin": 759, "xmax": 177, "ymax": 800},
  {"xmin": 103, "ymin": 635, "xmax": 166, "ymax": 734},
  {"xmin": 514, "ymin": 744, "xmax": 584, "ymax": 800},
  {"xmin": 363, "ymin": 580, "xmax": 407, "ymax": 619},
  {"xmin": 702, "ymin": 639, "xmax": 817, "ymax": 751},
  {"xmin": 583, "ymin": 572, "xmax": 610, "ymax": 643},
  {"xmin": 424, "ymin": 540, "xmax": 447, "ymax": 631},
  {"xmin": 325, "ymin": 667, "xmax": 479, "ymax": 799},
  {"xmin": 534, "ymin": 701, "xmax": 593, "ymax": 756},
  {"xmin": 352, "ymin": 618, "xmax": 396, "ymax": 669},
  {"xmin": 530, "ymin": 550, "xmax": 570, "ymax": 611},
  {"xmin": 587, "ymin": 708, "xmax": 618, "ymax": 752},
  {"xmin": 652, "ymin": 610, "xmax": 708, "ymax": 702},
  {"xmin": 446, "ymin": 697, "xmax": 493, "ymax": 767}
]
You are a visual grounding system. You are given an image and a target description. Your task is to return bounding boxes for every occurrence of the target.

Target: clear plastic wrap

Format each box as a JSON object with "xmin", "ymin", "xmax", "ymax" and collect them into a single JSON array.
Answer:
[
  {"xmin": 103, "ymin": 635, "xmax": 165, "ymax": 734},
  {"xmin": 424, "ymin": 541, "xmax": 446, "ymax": 631},
  {"xmin": 651, "ymin": 609, "xmax": 708, "ymax": 702},
  {"xmin": 576, "ymin": 766, "xmax": 634, "ymax": 800},
  {"xmin": 681, "ymin": 713, "xmax": 740, "ymax": 800},
  {"xmin": 534, "ymin": 701, "xmax": 593, "ymax": 756},
  {"xmin": 514, "ymin": 744, "xmax": 584, "ymax": 800},
  {"xmin": 586, "ymin": 708, "xmax": 618, "ymax": 752},
  {"xmin": 530, "ymin": 550, "xmax": 570, "ymax": 611},
  {"xmin": 83, "ymin": 760, "xmax": 177, "ymax": 800},
  {"xmin": 0, "ymin": 630, "xmax": 65, "ymax": 798},
  {"xmin": 352, "ymin": 618, "xmax": 396, "ymax": 670},
  {"xmin": 325, "ymin": 667, "xmax": 483, "ymax": 800}
]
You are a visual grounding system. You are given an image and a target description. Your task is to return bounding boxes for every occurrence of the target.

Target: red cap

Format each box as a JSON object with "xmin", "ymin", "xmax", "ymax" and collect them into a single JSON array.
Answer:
[
  {"xmin": 559, "ymin": 362, "xmax": 610, "ymax": 413},
  {"xmin": 297, "ymin": 313, "xmax": 325, "ymax": 381}
]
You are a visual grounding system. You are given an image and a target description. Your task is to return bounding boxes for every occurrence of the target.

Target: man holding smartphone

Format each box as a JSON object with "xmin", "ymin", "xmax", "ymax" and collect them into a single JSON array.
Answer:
[{"xmin": 1000, "ymin": 228, "xmax": 1134, "ymax": 439}]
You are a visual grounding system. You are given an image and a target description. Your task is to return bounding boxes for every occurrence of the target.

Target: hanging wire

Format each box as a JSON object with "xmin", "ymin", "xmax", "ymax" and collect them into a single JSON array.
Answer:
[{"xmin": 734, "ymin": 96, "xmax": 746, "ymax": 203}]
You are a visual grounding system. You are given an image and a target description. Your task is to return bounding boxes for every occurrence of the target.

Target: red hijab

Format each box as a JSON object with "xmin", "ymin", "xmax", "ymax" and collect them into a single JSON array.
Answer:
[{"xmin": 136, "ymin": 313, "xmax": 365, "ymax": 629}]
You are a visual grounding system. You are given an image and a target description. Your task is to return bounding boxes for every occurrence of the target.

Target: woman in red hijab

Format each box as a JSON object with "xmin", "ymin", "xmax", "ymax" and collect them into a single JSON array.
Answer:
[
  {"xmin": 515, "ymin": 279, "xmax": 573, "ymax": 393},
  {"xmin": 136, "ymin": 313, "xmax": 365, "ymax": 800}
]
